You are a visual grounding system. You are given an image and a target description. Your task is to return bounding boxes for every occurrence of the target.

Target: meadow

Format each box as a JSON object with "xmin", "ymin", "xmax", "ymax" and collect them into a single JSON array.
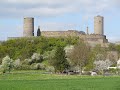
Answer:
[{"xmin": 0, "ymin": 70, "xmax": 120, "ymax": 90}]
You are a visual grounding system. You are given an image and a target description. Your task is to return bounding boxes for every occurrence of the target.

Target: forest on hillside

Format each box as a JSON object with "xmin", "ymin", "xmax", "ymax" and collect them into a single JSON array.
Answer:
[
  {"xmin": 0, "ymin": 36, "xmax": 78, "ymax": 61},
  {"xmin": 0, "ymin": 36, "xmax": 120, "ymax": 74}
]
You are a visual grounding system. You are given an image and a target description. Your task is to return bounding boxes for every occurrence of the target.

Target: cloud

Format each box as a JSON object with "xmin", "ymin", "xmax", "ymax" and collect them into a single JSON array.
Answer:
[
  {"xmin": 0, "ymin": 0, "xmax": 76, "ymax": 17},
  {"xmin": 38, "ymin": 22, "xmax": 79, "ymax": 31},
  {"xmin": 111, "ymin": 0, "xmax": 120, "ymax": 7},
  {"xmin": 0, "ymin": 0, "xmax": 119, "ymax": 18}
]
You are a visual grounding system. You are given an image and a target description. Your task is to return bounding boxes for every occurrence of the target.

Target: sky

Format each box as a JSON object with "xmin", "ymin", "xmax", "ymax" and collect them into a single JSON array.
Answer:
[{"xmin": 0, "ymin": 0, "xmax": 120, "ymax": 42}]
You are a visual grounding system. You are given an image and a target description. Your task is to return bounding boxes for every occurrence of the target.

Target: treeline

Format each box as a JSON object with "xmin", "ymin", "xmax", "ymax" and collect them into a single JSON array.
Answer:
[
  {"xmin": 0, "ymin": 36, "xmax": 78, "ymax": 61},
  {"xmin": 0, "ymin": 37, "xmax": 120, "ymax": 75},
  {"xmin": 108, "ymin": 43, "xmax": 120, "ymax": 53}
]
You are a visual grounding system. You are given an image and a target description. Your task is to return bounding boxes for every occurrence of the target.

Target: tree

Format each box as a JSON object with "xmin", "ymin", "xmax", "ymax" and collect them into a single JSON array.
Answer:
[
  {"xmin": 0, "ymin": 56, "xmax": 13, "ymax": 73},
  {"xmin": 37, "ymin": 26, "xmax": 41, "ymax": 36},
  {"xmin": 21, "ymin": 53, "xmax": 43, "ymax": 70},
  {"xmin": 85, "ymin": 50, "xmax": 96, "ymax": 71},
  {"xmin": 94, "ymin": 59, "xmax": 113, "ymax": 75},
  {"xmin": 51, "ymin": 46, "xmax": 69, "ymax": 73},
  {"xmin": 43, "ymin": 49, "xmax": 56, "ymax": 64},
  {"xmin": 31, "ymin": 53, "xmax": 43, "ymax": 63},
  {"xmin": 68, "ymin": 40, "xmax": 90, "ymax": 74},
  {"xmin": 108, "ymin": 43, "xmax": 116, "ymax": 51},
  {"xmin": 93, "ymin": 45, "xmax": 107, "ymax": 61},
  {"xmin": 13, "ymin": 59, "xmax": 21, "ymax": 69},
  {"xmin": 0, "ymin": 37, "xmax": 79, "ymax": 61}
]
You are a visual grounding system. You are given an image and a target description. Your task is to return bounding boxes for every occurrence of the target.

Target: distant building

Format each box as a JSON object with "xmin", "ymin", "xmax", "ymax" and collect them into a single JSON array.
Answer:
[
  {"xmin": 8, "ymin": 15, "xmax": 109, "ymax": 47},
  {"xmin": 94, "ymin": 15, "xmax": 104, "ymax": 35},
  {"xmin": 23, "ymin": 17, "xmax": 34, "ymax": 37}
]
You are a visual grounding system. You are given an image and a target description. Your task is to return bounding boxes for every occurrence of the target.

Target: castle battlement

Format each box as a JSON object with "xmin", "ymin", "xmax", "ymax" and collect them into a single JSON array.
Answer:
[{"xmin": 40, "ymin": 30, "xmax": 108, "ymax": 47}]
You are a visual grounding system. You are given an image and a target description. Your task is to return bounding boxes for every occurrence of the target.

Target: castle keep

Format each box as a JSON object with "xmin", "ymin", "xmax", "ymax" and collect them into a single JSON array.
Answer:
[
  {"xmin": 23, "ymin": 17, "xmax": 34, "ymax": 37},
  {"xmin": 23, "ymin": 15, "xmax": 108, "ymax": 47}
]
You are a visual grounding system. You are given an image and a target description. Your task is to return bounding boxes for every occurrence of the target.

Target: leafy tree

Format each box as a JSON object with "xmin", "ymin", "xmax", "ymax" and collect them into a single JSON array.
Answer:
[
  {"xmin": 108, "ymin": 43, "xmax": 116, "ymax": 51},
  {"xmin": 94, "ymin": 59, "xmax": 113, "ymax": 75},
  {"xmin": 31, "ymin": 53, "xmax": 43, "ymax": 63},
  {"xmin": 0, "ymin": 37, "xmax": 79, "ymax": 62},
  {"xmin": 0, "ymin": 56, "xmax": 13, "ymax": 73},
  {"xmin": 85, "ymin": 50, "xmax": 96, "ymax": 71},
  {"xmin": 116, "ymin": 45, "xmax": 120, "ymax": 53},
  {"xmin": 85, "ymin": 45, "xmax": 108, "ymax": 71},
  {"xmin": 93, "ymin": 45, "xmax": 107, "ymax": 61},
  {"xmin": 43, "ymin": 49, "xmax": 56, "ymax": 63},
  {"xmin": 51, "ymin": 46, "xmax": 69, "ymax": 73},
  {"xmin": 13, "ymin": 59, "xmax": 21, "ymax": 69},
  {"xmin": 68, "ymin": 40, "xmax": 90, "ymax": 74}
]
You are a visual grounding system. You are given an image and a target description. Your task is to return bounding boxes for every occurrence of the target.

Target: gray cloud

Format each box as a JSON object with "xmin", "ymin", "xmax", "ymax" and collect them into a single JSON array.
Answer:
[
  {"xmin": 0, "ymin": 0, "xmax": 116, "ymax": 17},
  {"xmin": 0, "ymin": 0, "xmax": 119, "ymax": 18}
]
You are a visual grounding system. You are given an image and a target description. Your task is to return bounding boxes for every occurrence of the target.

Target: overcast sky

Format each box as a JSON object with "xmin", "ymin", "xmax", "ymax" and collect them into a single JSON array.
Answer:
[{"xmin": 0, "ymin": 0, "xmax": 120, "ymax": 42}]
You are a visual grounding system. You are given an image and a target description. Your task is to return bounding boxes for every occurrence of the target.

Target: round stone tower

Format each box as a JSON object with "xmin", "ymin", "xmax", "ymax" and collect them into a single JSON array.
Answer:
[
  {"xmin": 23, "ymin": 17, "xmax": 34, "ymax": 37},
  {"xmin": 94, "ymin": 15, "xmax": 104, "ymax": 35}
]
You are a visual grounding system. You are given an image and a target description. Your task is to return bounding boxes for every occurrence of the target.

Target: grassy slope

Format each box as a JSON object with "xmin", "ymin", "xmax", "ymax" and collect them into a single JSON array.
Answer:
[{"xmin": 0, "ymin": 70, "xmax": 120, "ymax": 90}]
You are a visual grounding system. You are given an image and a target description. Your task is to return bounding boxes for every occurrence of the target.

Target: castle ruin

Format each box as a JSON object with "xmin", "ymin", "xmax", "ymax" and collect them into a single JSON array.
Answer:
[{"xmin": 23, "ymin": 15, "xmax": 108, "ymax": 47}]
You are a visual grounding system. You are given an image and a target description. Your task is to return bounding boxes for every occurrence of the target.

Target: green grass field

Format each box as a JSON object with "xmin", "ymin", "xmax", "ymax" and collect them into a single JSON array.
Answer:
[{"xmin": 0, "ymin": 70, "xmax": 120, "ymax": 90}]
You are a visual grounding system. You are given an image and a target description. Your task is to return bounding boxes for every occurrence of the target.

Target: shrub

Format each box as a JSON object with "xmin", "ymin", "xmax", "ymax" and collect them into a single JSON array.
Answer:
[
  {"xmin": 13, "ymin": 59, "xmax": 21, "ymax": 70},
  {"xmin": 39, "ymin": 63, "xmax": 46, "ymax": 70},
  {"xmin": 21, "ymin": 65, "xmax": 31, "ymax": 70},
  {"xmin": 30, "ymin": 63, "xmax": 41, "ymax": 70},
  {"xmin": 22, "ymin": 59, "xmax": 33, "ymax": 65},
  {"xmin": 45, "ymin": 66, "xmax": 55, "ymax": 72},
  {"xmin": 31, "ymin": 53, "xmax": 43, "ymax": 63},
  {"xmin": 30, "ymin": 63, "xmax": 46, "ymax": 70},
  {"xmin": 0, "ymin": 56, "xmax": 13, "ymax": 73}
]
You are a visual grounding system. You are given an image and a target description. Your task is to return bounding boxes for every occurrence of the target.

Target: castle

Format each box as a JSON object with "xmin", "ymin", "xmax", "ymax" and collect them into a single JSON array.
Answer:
[{"xmin": 9, "ymin": 15, "xmax": 108, "ymax": 47}]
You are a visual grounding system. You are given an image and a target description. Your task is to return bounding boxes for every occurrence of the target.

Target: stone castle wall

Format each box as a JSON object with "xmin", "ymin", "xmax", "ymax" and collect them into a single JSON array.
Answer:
[
  {"xmin": 41, "ymin": 30, "xmax": 85, "ymax": 37},
  {"xmin": 41, "ymin": 30, "xmax": 108, "ymax": 47}
]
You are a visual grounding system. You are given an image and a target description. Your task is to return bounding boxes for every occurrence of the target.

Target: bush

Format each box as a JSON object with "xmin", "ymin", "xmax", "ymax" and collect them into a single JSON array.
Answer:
[
  {"xmin": 22, "ymin": 59, "xmax": 33, "ymax": 65},
  {"xmin": 0, "ymin": 56, "xmax": 13, "ymax": 73},
  {"xmin": 21, "ymin": 65, "xmax": 31, "ymax": 70},
  {"xmin": 30, "ymin": 63, "xmax": 40, "ymax": 70},
  {"xmin": 39, "ymin": 63, "xmax": 46, "ymax": 70},
  {"xmin": 31, "ymin": 53, "xmax": 43, "ymax": 63},
  {"xmin": 30, "ymin": 63, "xmax": 46, "ymax": 70},
  {"xmin": 45, "ymin": 66, "xmax": 55, "ymax": 72},
  {"xmin": 13, "ymin": 59, "xmax": 21, "ymax": 70}
]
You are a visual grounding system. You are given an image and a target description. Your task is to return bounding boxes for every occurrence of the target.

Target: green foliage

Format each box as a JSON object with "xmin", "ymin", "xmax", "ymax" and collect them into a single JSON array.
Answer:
[
  {"xmin": 31, "ymin": 53, "xmax": 43, "ymax": 63},
  {"xmin": 20, "ymin": 53, "xmax": 44, "ymax": 70},
  {"xmin": 22, "ymin": 59, "xmax": 33, "ymax": 65},
  {"xmin": 108, "ymin": 43, "xmax": 116, "ymax": 51},
  {"xmin": 116, "ymin": 45, "xmax": 120, "ymax": 53},
  {"xmin": 68, "ymin": 40, "xmax": 90, "ymax": 74},
  {"xmin": 45, "ymin": 66, "xmax": 55, "ymax": 72},
  {"xmin": 51, "ymin": 46, "xmax": 70, "ymax": 72},
  {"xmin": 0, "ymin": 56, "xmax": 13, "ymax": 73},
  {"xmin": 108, "ymin": 44, "xmax": 120, "ymax": 57},
  {"xmin": 43, "ymin": 49, "xmax": 56, "ymax": 66},
  {"xmin": 13, "ymin": 59, "xmax": 21, "ymax": 70},
  {"xmin": 30, "ymin": 63, "xmax": 41, "ymax": 70},
  {"xmin": 92, "ymin": 44, "xmax": 107, "ymax": 60},
  {"xmin": 85, "ymin": 50, "xmax": 96, "ymax": 71},
  {"xmin": 0, "ymin": 37, "xmax": 78, "ymax": 62}
]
